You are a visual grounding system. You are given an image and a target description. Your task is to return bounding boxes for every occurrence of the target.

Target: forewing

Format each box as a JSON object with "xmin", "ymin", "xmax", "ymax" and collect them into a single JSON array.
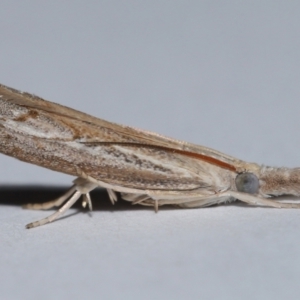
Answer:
[{"xmin": 0, "ymin": 84, "xmax": 244, "ymax": 169}]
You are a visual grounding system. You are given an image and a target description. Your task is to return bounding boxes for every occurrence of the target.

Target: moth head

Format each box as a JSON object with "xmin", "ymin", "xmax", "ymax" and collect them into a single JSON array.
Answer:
[{"xmin": 235, "ymin": 172, "xmax": 259, "ymax": 194}]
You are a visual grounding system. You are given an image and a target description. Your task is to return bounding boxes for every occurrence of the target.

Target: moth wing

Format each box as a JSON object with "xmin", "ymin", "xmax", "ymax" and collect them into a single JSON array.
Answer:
[{"xmin": 0, "ymin": 83, "xmax": 250, "ymax": 173}]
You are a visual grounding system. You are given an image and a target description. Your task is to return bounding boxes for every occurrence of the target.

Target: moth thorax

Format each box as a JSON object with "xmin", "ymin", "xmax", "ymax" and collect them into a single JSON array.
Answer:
[{"xmin": 235, "ymin": 172, "xmax": 259, "ymax": 194}]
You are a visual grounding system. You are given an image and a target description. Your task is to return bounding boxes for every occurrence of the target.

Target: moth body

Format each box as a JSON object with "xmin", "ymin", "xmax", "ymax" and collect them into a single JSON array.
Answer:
[{"xmin": 0, "ymin": 83, "xmax": 299, "ymax": 228}]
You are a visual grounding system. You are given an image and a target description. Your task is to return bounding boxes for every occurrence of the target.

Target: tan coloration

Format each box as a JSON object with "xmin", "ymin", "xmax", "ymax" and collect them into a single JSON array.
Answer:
[
  {"xmin": 85, "ymin": 142, "xmax": 237, "ymax": 172},
  {"xmin": 0, "ymin": 84, "xmax": 247, "ymax": 166},
  {"xmin": 259, "ymin": 167, "xmax": 300, "ymax": 196},
  {"xmin": 14, "ymin": 109, "xmax": 39, "ymax": 122},
  {"xmin": 0, "ymin": 83, "xmax": 299, "ymax": 229},
  {"xmin": 0, "ymin": 84, "xmax": 236, "ymax": 191}
]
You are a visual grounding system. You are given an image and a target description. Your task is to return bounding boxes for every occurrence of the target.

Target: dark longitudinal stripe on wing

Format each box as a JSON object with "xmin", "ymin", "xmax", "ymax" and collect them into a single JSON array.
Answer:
[{"xmin": 81, "ymin": 142, "xmax": 237, "ymax": 172}]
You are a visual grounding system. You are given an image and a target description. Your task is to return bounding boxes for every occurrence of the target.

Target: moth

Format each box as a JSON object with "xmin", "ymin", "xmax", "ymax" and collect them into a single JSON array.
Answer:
[{"xmin": 0, "ymin": 83, "xmax": 299, "ymax": 229}]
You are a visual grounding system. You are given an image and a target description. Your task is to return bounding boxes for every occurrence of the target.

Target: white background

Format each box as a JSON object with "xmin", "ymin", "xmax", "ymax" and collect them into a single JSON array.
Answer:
[{"xmin": 1, "ymin": 1, "xmax": 300, "ymax": 299}]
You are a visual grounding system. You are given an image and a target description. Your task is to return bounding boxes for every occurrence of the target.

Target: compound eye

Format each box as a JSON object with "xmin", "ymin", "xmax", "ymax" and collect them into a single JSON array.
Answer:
[{"xmin": 235, "ymin": 172, "xmax": 259, "ymax": 194}]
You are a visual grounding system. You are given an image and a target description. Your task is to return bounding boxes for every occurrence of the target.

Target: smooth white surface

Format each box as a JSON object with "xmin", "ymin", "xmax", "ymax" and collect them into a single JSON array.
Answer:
[{"xmin": 0, "ymin": 1, "xmax": 300, "ymax": 299}]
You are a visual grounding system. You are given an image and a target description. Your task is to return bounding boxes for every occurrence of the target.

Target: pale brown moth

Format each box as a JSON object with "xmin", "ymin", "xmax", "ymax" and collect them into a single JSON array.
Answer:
[{"xmin": 0, "ymin": 83, "xmax": 300, "ymax": 229}]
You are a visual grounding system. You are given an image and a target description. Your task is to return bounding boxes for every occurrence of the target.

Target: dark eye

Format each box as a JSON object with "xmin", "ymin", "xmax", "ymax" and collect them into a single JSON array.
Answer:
[{"xmin": 235, "ymin": 172, "xmax": 259, "ymax": 194}]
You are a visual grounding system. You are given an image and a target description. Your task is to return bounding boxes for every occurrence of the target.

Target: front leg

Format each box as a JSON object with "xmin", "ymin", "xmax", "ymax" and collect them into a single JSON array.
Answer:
[{"xmin": 178, "ymin": 190, "xmax": 300, "ymax": 208}]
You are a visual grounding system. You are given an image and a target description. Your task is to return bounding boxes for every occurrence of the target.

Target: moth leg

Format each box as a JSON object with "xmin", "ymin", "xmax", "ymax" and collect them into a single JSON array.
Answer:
[
  {"xmin": 121, "ymin": 193, "xmax": 151, "ymax": 204},
  {"xmin": 107, "ymin": 189, "xmax": 118, "ymax": 205},
  {"xmin": 153, "ymin": 190, "xmax": 300, "ymax": 209},
  {"xmin": 121, "ymin": 192, "xmax": 159, "ymax": 211},
  {"xmin": 176, "ymin": 195, "xmax": 233, "ymax": 208},
  {"xmin": 145, "ymin": 190, "xmax": 226, "ymax": 207},
  {"xmin": 179, "ymin": 190, "xmax": 300, "ymax": 208},
  {"xmin": 25, "ymin": 178, "xmax": 98, "ymax": 229},
  {"xmin": 82, "ymin": 193, "xmax": 93, "ymax": 211},
  {"xmin": 227, "ymin": 191, "xmax": 300, "ymax": 208},
  {"xmin": 26, "ymin": 190, "xmax": 82, "ymax": 229},
  {"xmin": 23, "ymin": 185, "xmax": 77, "ymax": 210},
  {"xmin": 154, "ymin": 200, "xmax": 159, "ymax": 213}
]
